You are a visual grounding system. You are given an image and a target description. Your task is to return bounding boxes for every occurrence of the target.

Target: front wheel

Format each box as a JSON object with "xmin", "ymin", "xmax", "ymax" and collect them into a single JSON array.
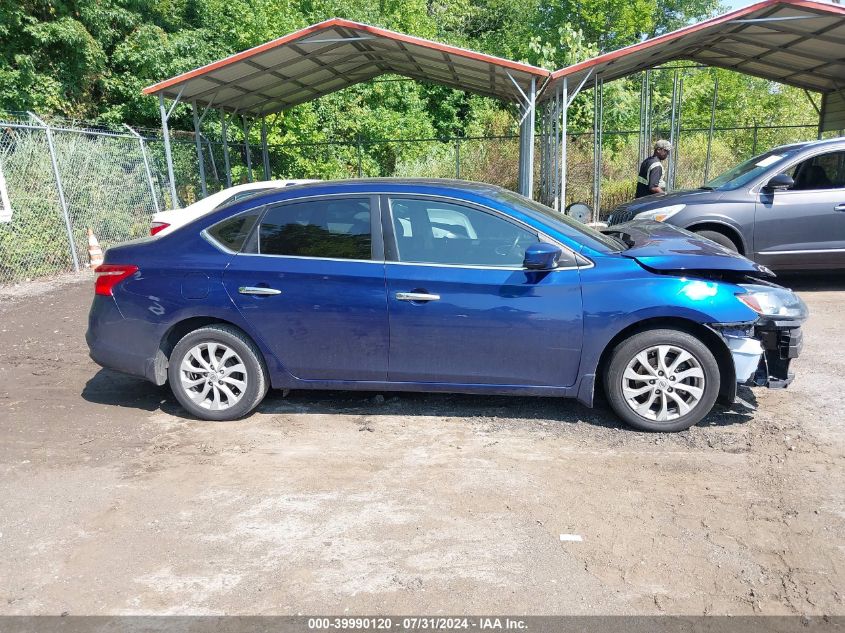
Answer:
[
  {"xmin": 168, "ymin": 324, "xmax": 268, "ymax": 421},
  {"xmin": 695, "ymin": 230, "xmax": 739, "ymax": 253},
  {"xmin": 604, "ymin": 329, "xmax": 721, "ymax": 432}
]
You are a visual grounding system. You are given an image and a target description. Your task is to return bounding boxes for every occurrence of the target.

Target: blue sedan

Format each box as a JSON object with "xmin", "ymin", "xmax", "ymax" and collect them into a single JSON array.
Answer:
[{"xmin": 86, "ymin": 179, "xmax": 807, "ymax": 431}]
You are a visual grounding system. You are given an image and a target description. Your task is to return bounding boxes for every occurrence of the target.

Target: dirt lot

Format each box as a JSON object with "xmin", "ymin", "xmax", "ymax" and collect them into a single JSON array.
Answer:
[{"xmin": 0, "ymin": 273, "xmax": 843, "ymax": 616}]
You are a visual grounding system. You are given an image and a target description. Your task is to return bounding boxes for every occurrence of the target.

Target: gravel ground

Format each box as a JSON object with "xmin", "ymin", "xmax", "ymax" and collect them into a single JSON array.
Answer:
[{"xmin": 0, "ymin": 273, "xmax": 843, "ymax": 615}]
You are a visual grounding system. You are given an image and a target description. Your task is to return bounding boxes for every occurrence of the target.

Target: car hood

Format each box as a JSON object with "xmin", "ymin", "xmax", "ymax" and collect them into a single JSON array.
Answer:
[
  {"xmin": 603, "ymin": 220, "xmax": 774, "ymax": 277},
  {"xmin": 623, "ymin": 188, "xmax": 723, "ymax": 211}
]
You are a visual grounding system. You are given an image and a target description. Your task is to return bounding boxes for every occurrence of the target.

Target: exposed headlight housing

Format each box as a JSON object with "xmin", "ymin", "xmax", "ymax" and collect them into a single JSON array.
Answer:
[
  {"xmin": 737, "ymin": 284, "xmax": 808, "ymax": 321},
  {"xmin": 635, "ymin": 204, "xmax": 685, "ymax": 222}
]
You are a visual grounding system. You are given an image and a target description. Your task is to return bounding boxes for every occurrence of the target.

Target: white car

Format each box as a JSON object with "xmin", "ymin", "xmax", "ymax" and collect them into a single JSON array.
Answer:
[{"xmin": 150, "ymin": 180, "xmax": 318, "ymax": 236}]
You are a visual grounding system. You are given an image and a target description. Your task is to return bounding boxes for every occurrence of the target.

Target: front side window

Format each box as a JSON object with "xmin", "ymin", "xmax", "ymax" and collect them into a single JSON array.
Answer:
[
  {"xmin": 259, "ymin": 198, "xmax": 372, "ymax": 260},
  {"xmin": 785, "ymin": 151, "xmax": 845, "ymax": 191},
  {"xmin": 389, "ymin": 198, "xmax": 537, "ymax": 266}
]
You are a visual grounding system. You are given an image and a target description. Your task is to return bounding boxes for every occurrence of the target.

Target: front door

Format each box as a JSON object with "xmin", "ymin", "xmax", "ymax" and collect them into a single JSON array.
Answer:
[
  {"xmin": 755, "ymin": 149, "xmax": 845, "ymax": 269},
  {"xmin": 383, "ymin": 196, "xmax": 583, "ymax": 387},
  {"xmin": 222, "ymin": 195, "xmax": 389, "ymax": 381}
]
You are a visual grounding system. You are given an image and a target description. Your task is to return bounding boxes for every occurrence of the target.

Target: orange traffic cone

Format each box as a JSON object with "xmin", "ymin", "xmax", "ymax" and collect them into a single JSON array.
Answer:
[{"xmin": 87, "ymin": 228, "xmax": 104, "ymax": 267}]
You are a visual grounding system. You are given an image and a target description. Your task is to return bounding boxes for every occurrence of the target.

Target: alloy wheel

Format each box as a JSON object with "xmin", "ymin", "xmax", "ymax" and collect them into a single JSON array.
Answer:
[
  {"xmin": 621, "ymin": 344, "xmax": 705, "ymax": 423},
  {"xmin": 179, "ymin": 342, "xmax": 248, "ymax": 411}
]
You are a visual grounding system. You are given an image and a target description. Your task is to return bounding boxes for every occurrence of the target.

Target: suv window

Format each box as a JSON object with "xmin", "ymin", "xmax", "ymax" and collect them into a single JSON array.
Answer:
[
  {"xmin": 389, "ymin": 198, "xmax": 537, "ymax": 266},
  {"xmin": 785, "ymin": 151, "xmax": 845, "ymax": 190},
  {"xmin": 259, "ymin": 198, "xmax": 372, "ymax": 260},
  {"xmin": 206, "ymin": 211, "xmax": 260, "ymax": 252}
]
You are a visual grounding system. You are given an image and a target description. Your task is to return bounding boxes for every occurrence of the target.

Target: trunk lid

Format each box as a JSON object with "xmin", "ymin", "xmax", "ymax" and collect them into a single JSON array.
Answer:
[{"xmin": 603, "ymin": 220, "xmax": 774, "ymax": 277}]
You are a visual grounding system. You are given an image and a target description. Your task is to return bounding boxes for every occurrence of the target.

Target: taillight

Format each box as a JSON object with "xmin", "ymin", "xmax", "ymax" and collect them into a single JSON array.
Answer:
[
  {"xmin": 150, "ymin": 222, "xmax": 170, "ymax": 236},
  {"xmin": 94, "ymin": 264, "xmax": 139, "ymax": 296}
]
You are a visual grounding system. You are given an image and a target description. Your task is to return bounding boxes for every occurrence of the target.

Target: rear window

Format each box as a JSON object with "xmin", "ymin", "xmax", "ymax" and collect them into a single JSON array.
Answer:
[
  {"xmin": 206, "ymin": 211, "xmax": 260, "ymax": 252},
  {"xmin": 258, "ymin": 198, "xmax": 372, "ymax": 260}
]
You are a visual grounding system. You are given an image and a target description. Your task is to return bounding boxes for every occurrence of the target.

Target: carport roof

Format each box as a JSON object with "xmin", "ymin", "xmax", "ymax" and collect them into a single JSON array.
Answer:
[
  {"xmin": 542, "ymin": 0, "xmax": 845, "ymax": 99},
  {"xmin": 142, "ymin": 18, "xmax": 549, "ymax": 114}
]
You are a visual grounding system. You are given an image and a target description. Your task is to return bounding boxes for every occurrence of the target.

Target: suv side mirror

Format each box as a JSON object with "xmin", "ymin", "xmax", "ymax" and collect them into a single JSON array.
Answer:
[
  {"xmin": 523, "ymin": 243, "xmax": 563, "ymax": 270},
  {"xmin": 763, "ymin": 173, "xmax": 794, "ymax": 192}
]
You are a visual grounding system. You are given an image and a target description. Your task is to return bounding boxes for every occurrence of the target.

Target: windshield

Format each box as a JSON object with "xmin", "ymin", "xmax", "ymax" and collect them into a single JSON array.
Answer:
[
  {"xmin": 704, "ymin": 147, "xmax": 802, "ymax": 190},
  {"xmin": 494, "ymin": 190, "xmax": 624, "ymax": 252}
]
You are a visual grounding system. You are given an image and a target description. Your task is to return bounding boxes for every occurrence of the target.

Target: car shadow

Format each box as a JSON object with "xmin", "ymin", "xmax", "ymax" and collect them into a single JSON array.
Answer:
[
  {"xmin": 81, "ymin": 368, "xmax": 183, "ymax": 415},
  {"xmin": 82, "ymin": 368, "xmax": 754, "ymax": 431},
  {"xmin": 776, "ymin": 271, "xmax": 845, "ymax": 292}
]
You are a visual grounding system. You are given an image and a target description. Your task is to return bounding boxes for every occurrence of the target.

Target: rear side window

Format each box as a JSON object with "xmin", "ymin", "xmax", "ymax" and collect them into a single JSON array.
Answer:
[
  {"xmin": 206, "ymin": 211, "xmax": 260, "ymax": 252},
  {"xmin": 259, "ymin": 198, "xmax": 372, "ymax": 260}
]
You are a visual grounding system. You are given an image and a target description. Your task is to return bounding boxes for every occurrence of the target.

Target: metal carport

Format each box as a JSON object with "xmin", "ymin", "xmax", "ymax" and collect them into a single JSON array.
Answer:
[
  {"xmin": 537, "ymin": 0, "xmax": 845, "ymax": 215},
  {"xmin": 142, "ymin": 18, "xmax": 550, "ymax": 206}
]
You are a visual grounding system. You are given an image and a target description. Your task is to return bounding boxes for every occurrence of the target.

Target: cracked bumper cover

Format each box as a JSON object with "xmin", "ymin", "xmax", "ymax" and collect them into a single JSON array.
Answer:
[{"xmin": 712, "ymin": 321, "xmax": 803, "ymax": 389}]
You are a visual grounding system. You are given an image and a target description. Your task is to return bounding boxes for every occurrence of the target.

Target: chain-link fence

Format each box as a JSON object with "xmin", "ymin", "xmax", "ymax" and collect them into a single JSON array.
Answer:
[{"xmin": 0, "ymin": 112, "xmax": 830, "ymax": 285}]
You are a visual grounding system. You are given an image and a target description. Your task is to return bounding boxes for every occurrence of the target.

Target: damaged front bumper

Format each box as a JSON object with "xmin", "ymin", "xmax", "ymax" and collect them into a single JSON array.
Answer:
[{"xmin": 712, "ymin": 320, "xmax": 804, "ymax": 389}]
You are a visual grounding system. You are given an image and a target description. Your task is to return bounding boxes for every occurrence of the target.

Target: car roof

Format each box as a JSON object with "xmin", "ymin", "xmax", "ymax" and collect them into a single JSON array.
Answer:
[
  {"xmin": 271, "ymin": 177, "xmax": 507, "ymax": 196},
  {"xmin": 771, "ymin": 137, "xmax": 845, "ymax": 154}
]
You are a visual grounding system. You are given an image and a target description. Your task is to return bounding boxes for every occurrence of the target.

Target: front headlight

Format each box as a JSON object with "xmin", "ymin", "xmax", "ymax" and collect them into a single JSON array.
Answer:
[
  {"xmin": 636, "ymin": 204, "xmax": 685, "ymax": 222},
  {"xmin": 737, "ymin": 284, "xmax": 808, "ymax": 320}
]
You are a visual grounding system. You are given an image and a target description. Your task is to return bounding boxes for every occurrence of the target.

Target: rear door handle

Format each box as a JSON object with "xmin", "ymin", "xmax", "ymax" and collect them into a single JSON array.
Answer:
[
  {"xmin": 835, "ymin": 204, "xmax": 845, "ymax": 212},
  {"xmin": 239, "ymin": 286, "xmax": 282, "ymax": 296},
  {"xmin": 395, "ymin": 292, "xmax": 440, "ymax": 302}
]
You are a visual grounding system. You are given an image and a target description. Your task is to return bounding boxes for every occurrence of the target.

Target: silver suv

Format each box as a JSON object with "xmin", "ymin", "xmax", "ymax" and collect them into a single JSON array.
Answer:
[{"xmin": 607, "ymin": 138, "xmax": 845, "ymax": 271}]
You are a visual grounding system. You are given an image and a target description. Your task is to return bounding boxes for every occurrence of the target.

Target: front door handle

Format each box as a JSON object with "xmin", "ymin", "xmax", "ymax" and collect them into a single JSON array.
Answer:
[
  {"xmin": 835, "ymin": 204, "xmax": 845, "ymax": 212},
  {"xmin": 396, "ymin": 291, "xmax": 440, "ymax": 302},
  {"xmin": 239, "ymin": 286, "xmax": 282, "ymax": 296}
]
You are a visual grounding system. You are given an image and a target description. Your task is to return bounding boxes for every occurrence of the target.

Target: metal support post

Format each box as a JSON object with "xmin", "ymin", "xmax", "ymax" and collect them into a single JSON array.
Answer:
[
  {"xmin": 261, "ymin": 117, "xmax": 271, "ymax": 180},
  {"xmin": 560, "ymin": 77, "xmax": 568, "ymax": 211},
  {"xmin": 668, "ymin": 71, "xmax": 679, "ymax": 191},
  {"xmin": 671, "ymin": 75, "xmax": 684, "ymax": 190},
  {"xmin": 192, "ymin": 101, "xmax": 207, "ymax": 197},
  {"xmin": 357, "ymin": 135, "xmax": 364, "ymax": 177},
  {"xmin": 158, "ymin": 94, "xmax": 180, "ymax": 208},
  {"xmin": 517, "ymin": 77, "xmax": 537, "ymax": 198},
  {"xmin": 124, "ymin": 124, "xmax": 160, "ymax": 213},
  {"xmin": 592, "ymin": 78, "xmax": 603, "ymax": 222},
  {"xmin": 644, "ymin": 71, "xmax": 652, "ymax": 153},
  {"xmin": 704, "ymin": 76, "xmax": 719, "ymax": 184},
  {"xmin": 243, "ymin": 115, "xmax": 253, "ymax": 182},
  {"xmin": 220, "ymin": 109, "xmax": 232, "ymax": 188},
  {"xmin": 29, "ymin": 112, "xmax": 79, "ymax": 272}
]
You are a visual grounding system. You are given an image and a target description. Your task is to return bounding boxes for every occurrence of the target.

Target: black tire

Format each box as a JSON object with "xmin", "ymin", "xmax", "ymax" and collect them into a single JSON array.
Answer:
[
  {"xmin": 167, "ymin": 324, "xmax": 268, "ymax": 421},
  {"xmin": 604, "ymin": 329, "xmax": 721, "ymax": 432},
  {"xmin": 695, "ymin": 229, "xmax": 739, "ymax": 253}
]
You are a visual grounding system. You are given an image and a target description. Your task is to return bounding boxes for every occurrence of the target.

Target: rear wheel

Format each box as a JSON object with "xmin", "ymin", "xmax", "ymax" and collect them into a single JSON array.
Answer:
[
  {"xmin": 695, "ymin": 229, "xmax": 739, "ymax": 253},
  {"xmin": 168, "ymin": 324, "xmax": 268, "ymax": 421},
  {"xmin": 604, "ymin": 329, "xmax": 720, "ymax": 432}
]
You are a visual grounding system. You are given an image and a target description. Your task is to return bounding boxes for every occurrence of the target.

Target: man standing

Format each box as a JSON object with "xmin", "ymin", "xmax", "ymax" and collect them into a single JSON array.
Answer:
[{"xmin": 636, "ymin": 140, "xmax": 672, "ymax": 198}]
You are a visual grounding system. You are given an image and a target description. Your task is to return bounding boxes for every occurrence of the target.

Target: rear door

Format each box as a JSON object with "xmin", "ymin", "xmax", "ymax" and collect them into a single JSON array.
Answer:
[
  {"xmin": 755, "ymin": 149, "xmax": 845, "ymax": 269},
  {"xmin": 383, "ymin": 195, "xmax": 584, "ymax": 387},
  {"xmin": 222, "ymin": 195, "xmax": 389, "ymax": 381}
]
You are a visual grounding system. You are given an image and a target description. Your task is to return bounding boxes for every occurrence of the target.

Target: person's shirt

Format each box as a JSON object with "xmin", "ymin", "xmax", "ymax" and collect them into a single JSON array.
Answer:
[{"xmin": 636, "ymin": 155, "xmax": 665, "ymax": 198}]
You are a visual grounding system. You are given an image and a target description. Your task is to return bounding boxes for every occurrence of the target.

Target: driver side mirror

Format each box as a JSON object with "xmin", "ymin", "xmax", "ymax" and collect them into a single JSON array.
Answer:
[
  {"xmin": 763, "ymin": 173, "xmax": 794, "ymax": 192},
  {"xmin": 523, "ymin": 243, "xmax": 563, "ymax": 270}
]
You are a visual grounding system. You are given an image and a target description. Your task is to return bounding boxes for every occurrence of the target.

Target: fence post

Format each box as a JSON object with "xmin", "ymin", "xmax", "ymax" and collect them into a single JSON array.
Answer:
[
  {"xmin": 455, "ymin": 138, "xmax": 461, "ymax": 179},
  {"xmin": 28, "ymin": 112, "xmax": 80, "ymax": 273},
  {"xmin": 357, "ymin": 135, "xmax": 364, "ymax": 177},
  {"xmin": 124, "ymin": 124, "xmax": 160, "ymax": 213},
  {"xmin": 703, "ymin": 76, "xmax": 718, "ymax": 185},
  {"xmin": 752, "ymin": 122, "xmax": 759, "ymax": 155},
  {"xmin": 221, "ymin": 109, "xmax": 232, "ymax": 188},
  {"xmin": 192, "ymin": 101, "xmax": 207, "ymax": 197}
]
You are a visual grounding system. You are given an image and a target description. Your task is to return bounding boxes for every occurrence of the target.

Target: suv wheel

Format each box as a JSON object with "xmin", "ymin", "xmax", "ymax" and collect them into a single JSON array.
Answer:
[
  {"xmin": 168, "ymin": 324, "xmax": 268, "ymax": 421},
  {"xmin": 604, "ymin": 329, "xmax": 720, "ymax": 432},
  {"xmin": 695, "ymin": 230, "xmax": 739, "ymax": 253}
]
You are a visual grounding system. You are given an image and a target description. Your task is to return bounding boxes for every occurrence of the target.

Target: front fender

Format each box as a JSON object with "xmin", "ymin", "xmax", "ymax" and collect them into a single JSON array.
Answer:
[{"xmin": 577, "ymin": 259, "xmax": 758, "ymax": 383}]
